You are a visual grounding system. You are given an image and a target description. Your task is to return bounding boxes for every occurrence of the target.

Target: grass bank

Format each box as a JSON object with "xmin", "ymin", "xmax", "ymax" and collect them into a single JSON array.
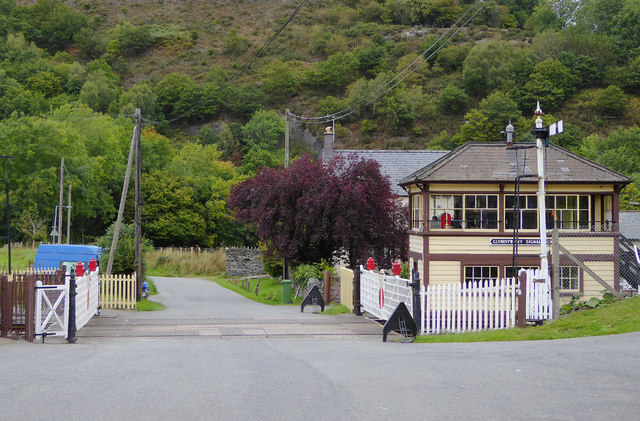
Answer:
[
  {"xmin": 210, "ymin": 274, "xmax": 301, "ymax": 306},
  {"xmin": 0, "ymin": 245, "xmax": 37, "ymax": 270},
  {"xmin": 146, "ymin": 247, "xmax": 225, "ymax": 276},
  {"xmin": 415, "ymin": 295, "xmax": 640, "ymax": 343}
]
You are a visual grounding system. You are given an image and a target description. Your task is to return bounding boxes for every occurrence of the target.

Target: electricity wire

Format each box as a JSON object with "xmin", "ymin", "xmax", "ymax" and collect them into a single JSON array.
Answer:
[{"xmin": 288, "ymin": 0, "xmax": 488, "ymax": 125}]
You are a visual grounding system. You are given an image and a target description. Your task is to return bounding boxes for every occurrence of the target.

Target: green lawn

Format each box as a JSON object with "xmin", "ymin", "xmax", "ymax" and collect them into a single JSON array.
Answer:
[
  {"xmin": 414, "ymin": 294, "xmax": 640, "ymax": 343},
  {"xmin": 210, "ymin": 274, "xmax": 304, "ymax": 306},
  {"xmin": 0, "ymin": 245, "xmax": 37, "ymax": 269}
]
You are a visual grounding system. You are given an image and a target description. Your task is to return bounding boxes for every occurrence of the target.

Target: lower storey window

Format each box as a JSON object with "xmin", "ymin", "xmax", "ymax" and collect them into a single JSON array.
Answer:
[
  {"xmin": 464, "ymin": 266, "xmax": 498, "ymax": 285},
  {"xmin": 559, "ymin": 266, "xmax": 579, "ymax": 290},
  {"xmin": 505, "ymin": 266, "xmax": 538, "ymax": 278}
]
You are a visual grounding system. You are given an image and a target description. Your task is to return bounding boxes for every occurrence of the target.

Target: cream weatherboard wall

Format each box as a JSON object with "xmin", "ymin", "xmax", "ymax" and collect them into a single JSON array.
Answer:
[{"xmin": 429, "ymin": 261, "xmax": 461, "ymax": 286}]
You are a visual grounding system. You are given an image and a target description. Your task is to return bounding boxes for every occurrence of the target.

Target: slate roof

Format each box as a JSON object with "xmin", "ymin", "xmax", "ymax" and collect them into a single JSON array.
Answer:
[
  {"xmin": 400, "ymin": 142, "xmax": 631, "ymax": 186},
  {"xmin": 328, "ymin": 150, "xmax": 449, "ymax": 196},
  {"xmin": 620, "ymin": 211, "xmax": 640, "ymax": 240}
]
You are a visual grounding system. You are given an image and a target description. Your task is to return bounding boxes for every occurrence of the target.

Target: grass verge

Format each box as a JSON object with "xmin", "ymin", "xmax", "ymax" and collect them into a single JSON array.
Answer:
[
  {"xmin": 414, "ymin": 295, "xmax": 640, "ymax": 343},
  {"xmin": 210, "ymin": 274, "xmax": 303, "ymax": 306},
  {"xmin": 136, "ymin": 298, "xmax": 166, "ymax": 311},
  {"xmin": 321, "ymin": 303, "xmax": 351, "ymax": 315},
  {"xmin": 146, "ymin": 248, "xmax": 225, "ymax": 277},
  {"xmin": 0, "ymin": 245, "xmax": 37, "ymax": 269}
]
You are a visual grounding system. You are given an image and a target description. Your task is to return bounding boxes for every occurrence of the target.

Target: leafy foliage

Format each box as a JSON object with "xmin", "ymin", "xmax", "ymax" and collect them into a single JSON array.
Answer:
[{"xmin": 229, "ymin": 155, "xmax": 406, "ymax": 267}]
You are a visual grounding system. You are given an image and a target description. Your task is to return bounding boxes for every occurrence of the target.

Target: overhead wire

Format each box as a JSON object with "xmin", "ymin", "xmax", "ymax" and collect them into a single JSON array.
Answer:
[{"xmin": 288, "ymin": 0, "xmax": 488, "ymax": 124}]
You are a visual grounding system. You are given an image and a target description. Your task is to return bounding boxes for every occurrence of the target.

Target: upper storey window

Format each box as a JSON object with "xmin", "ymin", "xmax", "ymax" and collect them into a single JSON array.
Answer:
[{"xmin": 429, "ymin": 194, "xmax": 498, "ymax": 230}]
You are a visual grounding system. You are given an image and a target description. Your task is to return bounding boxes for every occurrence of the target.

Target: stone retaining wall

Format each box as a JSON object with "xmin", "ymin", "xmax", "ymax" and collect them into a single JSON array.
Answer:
[{"xmin": 225, "ymin": 247, "xmax": 264, "ymax": 277}]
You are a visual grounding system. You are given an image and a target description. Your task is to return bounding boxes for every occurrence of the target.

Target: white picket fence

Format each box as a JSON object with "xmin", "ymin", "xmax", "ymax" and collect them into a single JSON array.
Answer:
[
  {"xmin": 421, "ymin": 278, "xmax": 518, "ymax": 334},
  {"xmin": 357, "ymin": 266, "xmax": 552, "ymax": 335},
  {"xmin": 360, "ymin": 267, "xmax": 413, "ymax": 321},
  {"xmin": 521, "ymin": 268, "xmax": 552, "ymax": 321},
  {"xmin": 34, "ymin": 269, "xmax": 99, "ymax": 339}
]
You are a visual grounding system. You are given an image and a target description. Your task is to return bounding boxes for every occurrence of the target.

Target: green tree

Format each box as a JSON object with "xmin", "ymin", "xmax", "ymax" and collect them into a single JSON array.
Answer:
[
  {"xmin": 96, "ymin": 222, "xmax": 151, "ymax": 275},
  {"xmin": 118, "ymin": 82, "xmax": 157, "ymax": 117},
  {"xmin": 224, "ymin": 28, "xmax": 250, "ymax": 55},
  {"xmin": 261, "ymin": 59, "xmax": 299, "ymax": 101},
  {"xmin": 243, "ymin": 110, "xmax": 284, "ymax": 152},
  {"xmin": 478, "ymin": 92, "xmax": 522, "ymax": 129},
  {"xmin": 579, "ymin": 127, "xmax": 640, "ymax": 180},
  {"xmin": 462, "ymin": 41, "xmax": 534, "ymax": 97},
  {"xmin": 306, "ymin": 52, "xmax": 360, "ymax": 93},
  {"xmin": 154, "ymin": 72, "xmax": 202, "ymax": 120},
  {"xmin": 112, "ymin": 20, "xmax": 154, "ymax": 56},
  {"xmin": 241, "ymin": 147, "xmax": 282, "ymax": 175},
  {"xmin": 526, "ymin": 1, "xmax": 562, "ymax": 32},
  {"xmin": 74, "ymin": 27, "xmax": 105, "ymax": 59},
  {"xmin": 519, "ymin": 59, "xmax": 577, "ymax": 111},
  {"xmin": 142, "ymin": 170, "xmax": 207, "ymax": 247},
  {"xmin": 408, "ymin": 0, "xmax": 464, "ymax": 26},
  {"xmin": 596, "ymin": 85, "xmax": 627, "ymax": 116},
  {"xmin": 18, "ymin": 0, "xmax": 87, "ymax": 52},
  {"xmin": 438, "ymin": 85, "xmax": 468, "ymax": 114},
  {"xmin": 79, "ymin": 70, "xmax": 120, "ymax": 113}
]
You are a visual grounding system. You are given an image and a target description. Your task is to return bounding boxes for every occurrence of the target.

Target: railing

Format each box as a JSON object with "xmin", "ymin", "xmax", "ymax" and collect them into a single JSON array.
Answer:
[
  {"xmin": 413, "ymin": 220, "xmax": 619, "ymax": 232},
  {"xmin": 99, "ymin": 273, "xmax": 137, "ymax": 310}
]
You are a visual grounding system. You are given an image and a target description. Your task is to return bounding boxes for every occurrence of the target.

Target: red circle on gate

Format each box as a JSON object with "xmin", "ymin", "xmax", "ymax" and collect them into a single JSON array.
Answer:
[{"xmin": 379, "ymin": 288, "xmax": 384, "ymax": 308}]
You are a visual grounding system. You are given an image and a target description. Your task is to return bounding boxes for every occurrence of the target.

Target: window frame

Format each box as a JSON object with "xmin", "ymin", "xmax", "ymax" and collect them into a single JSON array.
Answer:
[{"xmin": 429, "ymin": 193, "xmax": 498, "ymax": 231}]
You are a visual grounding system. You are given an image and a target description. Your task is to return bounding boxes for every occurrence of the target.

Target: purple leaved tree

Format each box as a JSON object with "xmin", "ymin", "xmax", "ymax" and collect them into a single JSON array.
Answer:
[{"xmin": 228, "ymin": 154, "xmax": 407, "ymax": 269}]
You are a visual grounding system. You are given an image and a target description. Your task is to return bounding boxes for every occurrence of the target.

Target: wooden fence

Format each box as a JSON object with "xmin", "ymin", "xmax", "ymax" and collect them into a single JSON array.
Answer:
[
  {"xmin": 1, "ymin": 269, "xmax": 65, "ymax": 337},
  {"xmin": 99, "ymin": 274, "xmax": 137, "ymax": 310}
]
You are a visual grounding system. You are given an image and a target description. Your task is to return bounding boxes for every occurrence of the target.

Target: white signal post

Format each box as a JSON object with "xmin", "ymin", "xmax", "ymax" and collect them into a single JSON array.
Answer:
[{"xmin": 534, "ymin": 102, "xmax": 549, "ymax": 279}]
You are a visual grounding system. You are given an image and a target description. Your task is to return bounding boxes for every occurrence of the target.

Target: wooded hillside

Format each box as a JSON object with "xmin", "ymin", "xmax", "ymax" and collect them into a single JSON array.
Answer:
[{"xmin": 2, "ymin": 0, "xmax": 640, "ymax": 248}]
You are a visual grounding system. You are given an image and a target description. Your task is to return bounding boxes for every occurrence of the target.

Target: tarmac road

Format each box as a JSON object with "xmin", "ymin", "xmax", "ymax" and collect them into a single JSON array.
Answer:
[
  {"xmin": 1, "ymin": 276, "xmax": 639, "ymax": 420},
  {"xmin": 78, "ymin": 276, "xmax": 384, "ymax": 339}
]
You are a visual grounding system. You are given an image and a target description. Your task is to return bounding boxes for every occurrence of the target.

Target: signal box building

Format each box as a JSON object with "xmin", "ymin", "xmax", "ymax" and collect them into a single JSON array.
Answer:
[{"xmin": 399, "ymin": 142, "xmax": 630, "ymax": 299}]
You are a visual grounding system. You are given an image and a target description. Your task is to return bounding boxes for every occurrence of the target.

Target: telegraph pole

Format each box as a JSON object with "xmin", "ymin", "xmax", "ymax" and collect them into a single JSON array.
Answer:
[
  {"xmin": 106, "ymin": 124, "xmax": 137, "ymax": 276},
  {"xmin": 1, "ymin": 156, "xmax": 11, "ymax": 274},
  {"xmin": 66, "ymin": 185, "xmax": 72, "ymax": 244},
  {"xmin": 134, "ymin": 109, "xmax": 142, "ymax": 300},
  {"xmin": 283, "ymin": 109, "xmax": 290, "ymax": 280},
  {"xmin": 58, "ymin": 157, "xmax": 64, "ymax": 244},
  {"xmin": 284, "ymin": 109, "xmax": 290, "ymax": 169}
]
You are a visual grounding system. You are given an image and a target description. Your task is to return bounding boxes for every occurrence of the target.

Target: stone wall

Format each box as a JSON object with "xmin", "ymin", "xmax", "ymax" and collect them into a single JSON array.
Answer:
[{"xmin": 225, "ymin": 247, "xmax": 264, "ymax": 277}]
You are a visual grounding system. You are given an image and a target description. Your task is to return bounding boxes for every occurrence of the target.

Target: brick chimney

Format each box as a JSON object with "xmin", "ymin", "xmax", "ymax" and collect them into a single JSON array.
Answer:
[{"xmin": 323, "ymin": 126, "xmax": 334, "ymax": 160}]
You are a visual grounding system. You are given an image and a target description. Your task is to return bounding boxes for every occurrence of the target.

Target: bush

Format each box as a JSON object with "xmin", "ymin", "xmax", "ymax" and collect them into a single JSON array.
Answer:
[
  {"xmin": 292, "ymin": 264, "xmax": 322, "ymax": 293},
  {"xmin": 596, "ymin": 85, "xmax": 627, "ymax": 116},
  {"xmin": 438, "ymin": 85, "xmax": 468, "ymax": 114},
  {"xmin": 96, "ymin": 222, "xmax": 152, "ymax": 276}
]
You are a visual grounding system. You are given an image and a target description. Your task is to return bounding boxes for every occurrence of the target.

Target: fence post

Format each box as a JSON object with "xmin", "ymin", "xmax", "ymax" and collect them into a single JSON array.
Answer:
[
  {"xmin": 24, "ymin": 274, "xmax": 35, "ymax": 342},
  {"xmin": 323, "ymin": 271, "xmax": 331, "ymax": 305},
  {"xmin": 1, "ymin": 274, "xmax": 11, "ymax": 337},
  {"xmin": 67, "ymin": 270, "xmax": 77, "ymax": 344},
  {"xmin": 517, "ymin": 272, "xmax": 527, "ymax": 328},
  {"xmin": 552, "ymin": 228, "xmax": 560, "ymax": 319},
  {"xmin": 353, "ymin": 264, "xmax": 362, "ymax": 316}
]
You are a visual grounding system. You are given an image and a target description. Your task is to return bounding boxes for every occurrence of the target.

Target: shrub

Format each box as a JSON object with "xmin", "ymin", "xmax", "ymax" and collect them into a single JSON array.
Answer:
[
  {"xmin": 438, "ymin": 85, "xmax": 468, "ymax": 114},
  {"xmin": 292, "ymin": 264, "xmax": 322, "ymax": 293},
  {"xmin": 596, "ymin": 85, "xmax": 627, "ymax": 116}
]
